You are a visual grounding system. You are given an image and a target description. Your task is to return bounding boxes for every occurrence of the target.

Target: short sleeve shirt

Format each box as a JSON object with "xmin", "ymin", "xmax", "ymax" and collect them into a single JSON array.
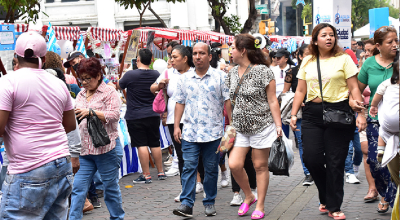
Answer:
[
  {"xmin": 358, "ymin": 56, "xmax": 393, "ymax": 120},
  {"xmin": 172, "ymin": 67, "xmax": 230, "ymax": 143},
  {"xmin": 297, "ymin": 54, "xmax": 358, "ymax": 103},
  {"xmin": 119, "ymin": 69, "xmax": 160, "ymax": 120},
  {"xmin": 0, "ymin": 68, "xmax": 73, "ymax": 174},
  {"xmin": 226, "ymin": 65, "xmax": 275, "ymax": 134}
]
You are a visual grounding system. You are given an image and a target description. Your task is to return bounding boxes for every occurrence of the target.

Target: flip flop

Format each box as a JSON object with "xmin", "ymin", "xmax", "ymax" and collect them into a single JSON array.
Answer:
[
  {"xmin": 328, "ymin": 211, "xmax": 346, "ymax": 219},
  {"xmin": 377, "ymin": 201, "xmax": 389, "ymax": 213},
  {"xmin": 319, "ymin": 204, "xmax": 328, "ymax": 213},
  {"xmin": 251, "ymin": 210, "xmax": 265, "ymax": 219},
  {"xmin": 238, "ymin": 198, "xmax": 257, "ymax": 216}
]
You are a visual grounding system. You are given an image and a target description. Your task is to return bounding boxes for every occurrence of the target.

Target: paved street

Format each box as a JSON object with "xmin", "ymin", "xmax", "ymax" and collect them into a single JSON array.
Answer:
[{"xmin": 83, "ymin": 142, "xmax": 393, "ymax": 220}]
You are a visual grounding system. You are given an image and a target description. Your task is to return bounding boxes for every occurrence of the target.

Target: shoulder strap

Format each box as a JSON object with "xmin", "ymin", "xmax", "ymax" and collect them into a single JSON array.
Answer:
[
  {"xmin": 232, "ymin": 64, "xmax": 254, "ymax": 110},
  {"xmin": 316, "ymin": 55, "xmax": 326, "ymax": 110},
  {"xmin": 165, "ymin": 69, "xmax": 168, "ymax": 79}
]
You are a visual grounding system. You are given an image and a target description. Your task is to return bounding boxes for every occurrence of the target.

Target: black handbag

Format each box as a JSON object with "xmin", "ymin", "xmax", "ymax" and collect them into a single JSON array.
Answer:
[
  {"xmin": 316, "ymin": 55, "xmax": 354, "ymax": 127},
  {"xmin": 87, "ymin": 108, "xmax": 111, "ymax": 148}
]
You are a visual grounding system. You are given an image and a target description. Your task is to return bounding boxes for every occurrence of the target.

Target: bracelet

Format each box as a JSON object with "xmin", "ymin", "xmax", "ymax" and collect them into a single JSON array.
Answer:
[
  {"xmin": 377, "ymin": 146, "xmax": 386, "ymax": 151},
  {"xmin": 377, "ymin": 150, "xmax": 385, "ymax": 155},
  {"xmin": 276, "ymin": 126, "xmax": 282, "ymax": 128},
  {"xmin": 291, "ymin": 115, "xmax": 297, "ymax": 118}
]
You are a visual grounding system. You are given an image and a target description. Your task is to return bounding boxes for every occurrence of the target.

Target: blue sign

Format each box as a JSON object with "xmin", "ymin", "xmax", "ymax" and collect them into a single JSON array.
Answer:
[
  {"xmin": 0, "ymin": 25, "xmax": 16, "ymax": 51},
  {"xmin": 296, "ymin": 0, "xmax": 305, "ymax": 6},
  {"xmin": 369, "ymin": 7, "xmax": 389, "ymax": 38}
]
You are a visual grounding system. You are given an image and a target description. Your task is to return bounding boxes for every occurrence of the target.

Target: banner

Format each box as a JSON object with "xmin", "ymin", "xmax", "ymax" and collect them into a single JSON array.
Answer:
[{"xmin": 313, "ymin": 0, "xmax": 351, "ymax": 49}]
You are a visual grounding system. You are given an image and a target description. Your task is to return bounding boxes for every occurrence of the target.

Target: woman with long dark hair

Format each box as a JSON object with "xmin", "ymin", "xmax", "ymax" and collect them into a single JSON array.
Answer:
[
  {"xmin": 150, "ymin": 45, "xmax": 195, "ymax": 201},
  {"xmin": 290, "ymin": 23, "xmax": 365, "ymax": 219},
  {"xmin": 357, "ymin": 26, "xmax": 398, "ymax": 213},
  {"xmin": 227, "ymin": 33, "xmax": 282, "ymax": 219}
]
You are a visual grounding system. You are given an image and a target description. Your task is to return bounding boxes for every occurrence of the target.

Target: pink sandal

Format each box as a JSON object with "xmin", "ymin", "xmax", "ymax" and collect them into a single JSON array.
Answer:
[
  {"xmin": 251, "ymin": 210, "xmax": 265, "ymax": 219},
  {"xmin": 238, "ymin": 198, "xmax": 257, "ymax": 216},
  {"xmin": 328, "ymin": 211, "xmax": 346, "ymax": 219}
]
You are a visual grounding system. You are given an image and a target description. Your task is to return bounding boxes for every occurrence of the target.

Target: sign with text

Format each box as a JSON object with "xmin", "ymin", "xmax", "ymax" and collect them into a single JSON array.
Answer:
[
  {"xmin": 0, "ymin": 25, "xmax": 15, "ymax": 51},
  {"xmin": 313, "ymin": 0, "xmax": 351, "ymax": 48}
]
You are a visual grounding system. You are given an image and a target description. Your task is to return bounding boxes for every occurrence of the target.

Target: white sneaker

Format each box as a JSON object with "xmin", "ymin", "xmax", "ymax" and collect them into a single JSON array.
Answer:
[
  {"xmin": 220, "ymin": 171, "xmax": 229, "ymax": 188},
  {"xmin": 346, "ymin": 173, "xmax": 360, "ymax": 184},
  {"xmin": 165, "ymin": 167, "xmax": 179, "ymax": 177},
  {"xmin": 164, "ymin": 155, "xmax": 173, "ymax": 166},
  {"xmin": 230, "ymin": 193, "xmax": 243, "ymax": 206},
  {"xmin": 174, "ymin": 191, "xmax": 181, "ymax": 202},
  {"xmin": 203, "ymin": 192, "xmax": 206, "ymax": 198},
  {"xmin": 353, "ymin": 165, "xmax": 360, "ymax": 178},
  {"xmin": 251, "ymin": 188, "xmax": 258, "ymax": 200},
  {"xmin": 196, "ymin": 182, "xmax": 203, "ymax": 194}
]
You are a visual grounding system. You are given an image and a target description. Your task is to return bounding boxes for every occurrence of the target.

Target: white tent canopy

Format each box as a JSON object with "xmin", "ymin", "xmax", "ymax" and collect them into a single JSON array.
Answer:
[{"xmin": 354, "ymin": 17, "xmax": 399, "ymax": 39}]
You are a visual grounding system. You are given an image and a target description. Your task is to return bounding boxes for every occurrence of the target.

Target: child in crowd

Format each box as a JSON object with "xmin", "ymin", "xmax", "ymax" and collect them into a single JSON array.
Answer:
[{"xmin": 369, "ymin": 61, "xmax": 399, "ymax": 187}]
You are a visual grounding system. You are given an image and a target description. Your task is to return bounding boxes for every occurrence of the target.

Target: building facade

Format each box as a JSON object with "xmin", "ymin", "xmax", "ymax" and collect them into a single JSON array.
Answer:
[{"xmin": 28, "ymin": 0, "xmax": 250, "ymax": 32}]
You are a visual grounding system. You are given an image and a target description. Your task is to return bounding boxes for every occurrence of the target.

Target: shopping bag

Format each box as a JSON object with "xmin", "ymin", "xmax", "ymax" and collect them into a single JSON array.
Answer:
[
  {"xmin": 87, "ymin": 108, "xmax": 111, "ymax": 148},
  {"xmin": 282, "ymin": 135, "xmax": 294, "ymax": 170},
  {"xmin": 392, "ymin": 186, "xmax": 399, "ymax": 220},
  {"xmin": 268, "ymin": 137, "xmax": 289, "ymax": 176}
]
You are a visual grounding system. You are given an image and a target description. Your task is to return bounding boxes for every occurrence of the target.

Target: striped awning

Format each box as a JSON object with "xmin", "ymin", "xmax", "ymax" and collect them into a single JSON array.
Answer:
[
  {"xmin": 88, "ymin": 27, "xmax": 123, "ymax": 42},
  {"xmin": 53, "ymin": 26, "xmax": 81, "ymax": 41}
]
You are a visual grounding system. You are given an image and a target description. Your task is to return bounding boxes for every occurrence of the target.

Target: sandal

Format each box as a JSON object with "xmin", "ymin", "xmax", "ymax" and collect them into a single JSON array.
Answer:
[
  {"xmin": 319, "ymin": 204, "xmax": 328, "ymax": 213},
  {"xmin": 364, "ymin": 189, "xmax": 379, "ymax": 203},
  {"xmin": 377, "ymin": 201, "xmax": 389, "ymax": 213},
  {"xmin": 328, "ymin": 211, "xmax": 346, "ymax": 219},
  {"xmin": 238, "ymin": 198, "xmax": 257, "ymax": 216},
  {"xmin": 251, "ymin": 210, "xmax": 265, "ymax": 219}
]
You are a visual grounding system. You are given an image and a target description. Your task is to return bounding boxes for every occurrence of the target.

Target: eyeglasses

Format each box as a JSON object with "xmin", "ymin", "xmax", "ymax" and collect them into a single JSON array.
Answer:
[
  {"xmin": 352, "ymin": 43, "xmax": 357, "ymax": 46},
  {"xmin": 78, "ymin": 77, "xmax": 92, "ymax": 84}
]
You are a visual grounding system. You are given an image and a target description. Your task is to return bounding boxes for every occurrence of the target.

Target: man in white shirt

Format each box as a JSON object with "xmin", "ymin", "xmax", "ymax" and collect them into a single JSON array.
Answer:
[{"xmin": 270, "ymin": 48, "xmax": 296, "ymax": 98}]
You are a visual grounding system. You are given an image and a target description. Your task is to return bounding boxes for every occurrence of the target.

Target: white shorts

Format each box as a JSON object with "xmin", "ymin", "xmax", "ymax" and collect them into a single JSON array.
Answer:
[
  {"xmin": 234, "ymin": 124, "xmax": 277, "ymax": 149},
  {"xmin": 359, "ymin": 130, "xmax": 367, "ymax": 143}
]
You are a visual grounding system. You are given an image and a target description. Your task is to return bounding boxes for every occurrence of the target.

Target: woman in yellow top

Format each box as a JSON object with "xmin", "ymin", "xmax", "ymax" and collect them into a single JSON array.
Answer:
[{"xmin": 289, "ymin": 23, "xmax": 365, "ymax": 220}]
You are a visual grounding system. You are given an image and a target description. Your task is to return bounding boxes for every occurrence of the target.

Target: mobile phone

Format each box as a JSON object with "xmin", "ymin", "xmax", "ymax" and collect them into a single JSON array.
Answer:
[{"xmin": 131, "ymin": 58, "xmax": 138, "ymax": 70}]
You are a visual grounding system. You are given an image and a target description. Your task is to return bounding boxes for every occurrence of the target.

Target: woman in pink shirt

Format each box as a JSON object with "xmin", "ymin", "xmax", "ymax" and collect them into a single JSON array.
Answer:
[{"xmin": 69, "ymin": 57, "xmax": 125, "ymax": 219}]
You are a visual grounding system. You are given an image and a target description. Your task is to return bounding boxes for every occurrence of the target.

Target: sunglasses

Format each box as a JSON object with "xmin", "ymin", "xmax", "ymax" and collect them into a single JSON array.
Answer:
[{"xmin": 378, "ymin": 26, "xmax": 396, "ymax": 33}]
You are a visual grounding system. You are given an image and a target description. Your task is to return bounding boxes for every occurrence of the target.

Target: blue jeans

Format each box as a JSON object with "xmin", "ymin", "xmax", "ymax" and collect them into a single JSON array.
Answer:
[
  {"xmin": 69, "ymin": 138, "xmax": 124, "ymax": 220},
  {"xmin": 282, "ymin": 119, "xmax": 290, "ymax": 138},
  {"xmin": 0, "ymin": 156, "xmax": 73, "ymax": 220},
  {"xmin": 0, "ymin": 166, "xmax": 7, "ymax": 191},
  {"xmin": 180, "ymin": 139, "xmax": 220, "ymax": 207},
  {"xmin": 345, "ymin": 128, "xmax": 363, "ymax": 174},
  {"xmin": 93, "ymin": 171, "xmax": 104, "ymax": 191},
  {"xmin": 294, "ymin": 119, "xmax": 310, "ymax": 175}
]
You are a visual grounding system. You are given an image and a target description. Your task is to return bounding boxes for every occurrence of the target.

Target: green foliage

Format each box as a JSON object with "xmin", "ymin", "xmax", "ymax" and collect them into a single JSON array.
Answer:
[
  {"xmin": 115, "ymin": 0, "xmax": 185, "ymax": 10},
  {"xmin": 0, "ymin": 0, "xmax": 44, "ymax": 23},
  {"xmin": 222, "ymin": 15, "xmax": 242, "ymax": 35},
  {"xmin": 292, "ymin": 0, "xmax": 399, "ymax": 31}
]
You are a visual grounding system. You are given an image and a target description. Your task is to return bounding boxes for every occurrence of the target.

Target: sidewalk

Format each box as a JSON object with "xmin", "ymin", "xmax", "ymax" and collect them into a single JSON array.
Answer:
[{"xmin": 83, "ymin": 144, "xmax": 393, "ymax": 220}]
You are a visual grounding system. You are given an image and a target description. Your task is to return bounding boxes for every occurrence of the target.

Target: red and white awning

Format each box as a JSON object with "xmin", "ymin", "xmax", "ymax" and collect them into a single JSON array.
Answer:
[
  {"xmin": 53, "ymin": 26, "xmax": 81, "ymax": 41},
  {"xmin": 88, "ymin": 27, "xmax": 123, "ymax": 42}
]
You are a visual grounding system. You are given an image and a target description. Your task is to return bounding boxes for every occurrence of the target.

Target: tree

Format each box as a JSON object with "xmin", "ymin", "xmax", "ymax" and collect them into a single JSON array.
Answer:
[
  {"xmin": 115, "ymin": 0, "xmax": 185, "ymax": 28},
  {"xmin": 208, "ymin": 0, "xmax": 256, "ymax": 35},
  {"xmin": 0, "ymin": 0, "xmax": 44, "ymax": 23}
]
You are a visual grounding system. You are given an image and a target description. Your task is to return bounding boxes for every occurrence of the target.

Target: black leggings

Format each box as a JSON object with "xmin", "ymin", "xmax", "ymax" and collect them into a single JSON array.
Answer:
[
  {"xmin": 302, "ymin": 101, "xmax": 355, "ymax": 212},
  {"xmin": 229, "ymin": 148, "xmax": 257, "ymax": 192},
  {"xmin": 168, "ymin": 124, "xmax": 184, "ymax": 183}
]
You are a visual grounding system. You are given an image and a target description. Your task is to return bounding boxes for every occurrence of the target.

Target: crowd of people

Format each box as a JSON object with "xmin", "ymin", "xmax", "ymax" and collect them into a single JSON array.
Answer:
[{"xmin": 0, "ymin": 22, "xmax": 398, "ymax": 220}]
